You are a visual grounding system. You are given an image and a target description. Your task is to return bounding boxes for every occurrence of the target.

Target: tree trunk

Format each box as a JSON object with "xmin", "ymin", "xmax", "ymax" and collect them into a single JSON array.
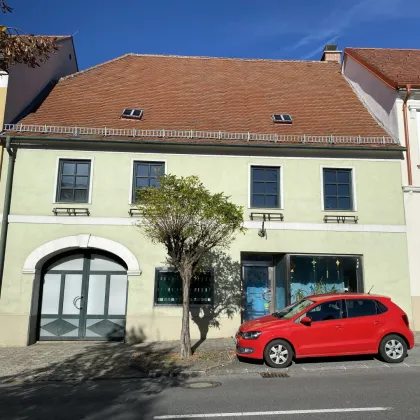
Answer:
[{"xmin": 180, "ymin": 267, "xmax": 192, "ymax": 358}]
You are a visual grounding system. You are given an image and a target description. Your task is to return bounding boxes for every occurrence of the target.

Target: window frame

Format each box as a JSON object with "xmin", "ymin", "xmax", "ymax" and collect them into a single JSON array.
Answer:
[
  {"xmin": 129, "ymin": 159, "xmax": 167, "ymax": 204},
  {"xmin": 343, "ymin": 298, "xmax": 383, "ymax": 319},
  {"xmin": 320, "ymin": 166, "xmax": 357, "ymax": 212},
  {"xmin": 153, "ymin": 267, "xmax": 214, "ymax": 307},
  {"xmin": 53, "ymin": 157, "xmax": 94, "ymax": 204},
  {"xmin": 248, "ymin": 164, "xmax": 283, "ymax": 209},
  {"xmin": 305, "ymin": 299, "xmax": 344, "ymax": 323}
]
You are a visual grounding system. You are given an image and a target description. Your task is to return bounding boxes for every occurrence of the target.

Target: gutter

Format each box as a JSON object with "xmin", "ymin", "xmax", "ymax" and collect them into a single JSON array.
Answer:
[
  {"xmin": 0, "ymin": 136, "xmax": 16, "ymax": 295},
  {"xmin": 402, "ymin": 85, "xmax": 413, "ymax": 185},
  {"xmin": 3, "ymin": 135, "xmax": 407, "ymax": 152}
]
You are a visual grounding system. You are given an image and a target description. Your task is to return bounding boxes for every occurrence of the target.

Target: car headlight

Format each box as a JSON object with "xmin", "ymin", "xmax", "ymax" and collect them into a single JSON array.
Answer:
[{"xmin": 242, "ymin": 331, "xmax": 262, "ymax": 340}]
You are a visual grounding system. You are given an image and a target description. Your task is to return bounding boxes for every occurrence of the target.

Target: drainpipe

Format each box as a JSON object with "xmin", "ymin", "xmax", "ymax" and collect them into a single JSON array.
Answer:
[
  {"xmin": 0, "ymin": 136, "xmax": 16, "ymax": 295},
  {"xmin": 402, "ymin": 84, "xmax": 413, "ymax": 186}
]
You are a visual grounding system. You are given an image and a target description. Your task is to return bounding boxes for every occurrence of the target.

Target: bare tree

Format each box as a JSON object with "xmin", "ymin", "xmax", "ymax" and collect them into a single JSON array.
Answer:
[
  {"xmin": 135, "ymin": 174, "xmax": 245, "ymax": 358},
  {"xmin": 1, "ymin": 1, "xmax": 58, "ymax": 71}
]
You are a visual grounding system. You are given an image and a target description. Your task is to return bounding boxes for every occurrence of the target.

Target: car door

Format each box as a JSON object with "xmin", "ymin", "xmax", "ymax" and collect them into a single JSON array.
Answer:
[
  {"xmin": 341, "ymin": 298, "xmax": 386, "ymax": 353},
  {"xmin": 294, "ymin": 299, "xmax": 346, "ymax": 357}
]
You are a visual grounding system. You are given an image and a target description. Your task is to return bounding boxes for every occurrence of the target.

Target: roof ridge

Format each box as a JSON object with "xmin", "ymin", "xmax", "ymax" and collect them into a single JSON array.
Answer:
[
  {"xmin": 128, "ymin": 53, "xmax": 330, "ymax": 64},
  {"xmin": 59, "ymin": 53, "xmax": 135, "ymax": 82},
  {"xmin": 347, "ymin": 47, "xmax": 420, "ymax": 52}
]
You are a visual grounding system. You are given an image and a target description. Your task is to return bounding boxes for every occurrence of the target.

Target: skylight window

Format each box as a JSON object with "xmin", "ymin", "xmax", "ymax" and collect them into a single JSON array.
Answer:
[
  {"xmin": 272, "ymin": 114, "xmax": 293, "ymax": 124},
  {"xmin": 121, "ymin": 109, "xmax": 143, "ymax": 119}
]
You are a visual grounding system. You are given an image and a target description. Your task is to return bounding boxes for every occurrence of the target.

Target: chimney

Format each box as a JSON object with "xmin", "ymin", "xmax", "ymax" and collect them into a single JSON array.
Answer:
[{"xmin": 321, "ymin": 44, "xmax": 342, "ymax": 63}]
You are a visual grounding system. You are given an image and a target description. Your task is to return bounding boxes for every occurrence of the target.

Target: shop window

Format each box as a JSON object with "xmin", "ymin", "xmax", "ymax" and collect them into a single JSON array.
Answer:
[
  {"xmin": 154, "ymin": 269, "xmax": 213, "ymax": 305},
  {"xmin": 289, "ymin": 255, "xmax": 362, "ymax": 302}
]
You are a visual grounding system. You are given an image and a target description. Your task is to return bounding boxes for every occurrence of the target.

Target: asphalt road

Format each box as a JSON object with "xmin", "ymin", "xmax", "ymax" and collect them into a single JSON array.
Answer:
[{"xmin": 1, "ymin": 369, "xmax": 420, "ymax": 420}]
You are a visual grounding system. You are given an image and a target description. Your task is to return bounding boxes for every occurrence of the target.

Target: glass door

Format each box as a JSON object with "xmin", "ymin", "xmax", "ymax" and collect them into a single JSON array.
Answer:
[
  {"xmin": 243, "ymin": 265, "xmax": 272, "ymax": 321},
  {"xmin": 40, "ymin": 272, "xmax": 83, "ymax": 339},
  {"xmin": 39, "ymin": 251, "xmax": 128, "ymax": 341}
]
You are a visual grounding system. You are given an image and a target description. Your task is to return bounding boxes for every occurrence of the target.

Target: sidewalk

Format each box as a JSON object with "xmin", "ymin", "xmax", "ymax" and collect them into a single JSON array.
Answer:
[{"xmin": 1, "ymin": 333, "xmax": 419, "ymax": 383}]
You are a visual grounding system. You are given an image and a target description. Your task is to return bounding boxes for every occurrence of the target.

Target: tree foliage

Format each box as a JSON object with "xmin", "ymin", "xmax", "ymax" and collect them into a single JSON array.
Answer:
[
  {"xmin": 135, "ymin": 174, "xmax": 245, "ymax": 357},
  {"xmin": 0, "ymin": 1, "xmax": 58, "ymax": 71}
]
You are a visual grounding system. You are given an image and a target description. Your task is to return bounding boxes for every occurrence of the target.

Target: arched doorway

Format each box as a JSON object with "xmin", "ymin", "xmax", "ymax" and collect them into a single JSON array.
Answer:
[{"xmin": 38, "ymin": 250, "xmax": 128, "ymax": 341}]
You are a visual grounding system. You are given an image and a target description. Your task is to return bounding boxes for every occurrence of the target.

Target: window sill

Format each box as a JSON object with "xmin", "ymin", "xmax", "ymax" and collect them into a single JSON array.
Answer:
[
  {"xmin": 322, "ymin": 209, "xmax": 357, "ymax": 213},
  {"xmin": 248, "ymin": 207, "xmax": 284, "ymax": 211},
  {"xmin": 153, "ymin": 304, "xmax": 213, "ymax": 308},
  {"xmin": 53, "ymin": 202, "xmax": 92, "ymax": 205}
]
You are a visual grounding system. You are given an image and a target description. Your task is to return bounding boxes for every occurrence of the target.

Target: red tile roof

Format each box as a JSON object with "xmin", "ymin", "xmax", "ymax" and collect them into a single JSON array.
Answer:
[
  {"xmin": 17, "ymin": 53, "xmax": 391, "ymax": 145},
  {"xmin": 345, "ymin": 47, "xmax": 420, "ymax": 87}
]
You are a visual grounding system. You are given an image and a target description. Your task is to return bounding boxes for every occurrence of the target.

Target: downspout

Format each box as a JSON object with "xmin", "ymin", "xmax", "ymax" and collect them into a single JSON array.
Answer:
[
  {"xmin": 402, "ymin": 84, "xmax": 413, "ymax": 185},
  {"xmin": 0, "ymin": 136, "xmax": 16, "ymax": 295}
]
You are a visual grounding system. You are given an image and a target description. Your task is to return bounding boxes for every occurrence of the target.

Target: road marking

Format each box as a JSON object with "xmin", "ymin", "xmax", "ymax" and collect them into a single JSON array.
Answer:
[{"xmin": 154, "ymin": 407, "xmax": 392, "ymax": 419}]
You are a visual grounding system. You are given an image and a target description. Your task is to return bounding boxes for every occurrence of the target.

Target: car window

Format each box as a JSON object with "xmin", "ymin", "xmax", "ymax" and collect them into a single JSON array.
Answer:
[
  {"xmin": 306, "ymin": 300, "xmax": 342, "ymax": 322},
  {"xmin": 345, "ymin": 299, "xmax": 379, "ymax": 318},
  {"xmin": 273, "ymin": 299, "xmax": 314, "ymax": 320}
]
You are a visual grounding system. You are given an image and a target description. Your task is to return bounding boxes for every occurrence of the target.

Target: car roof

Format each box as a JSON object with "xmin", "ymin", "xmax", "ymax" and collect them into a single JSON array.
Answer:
[{"xmin": 307, "ymin": 292, "xmax": 390, "ymax": 302}]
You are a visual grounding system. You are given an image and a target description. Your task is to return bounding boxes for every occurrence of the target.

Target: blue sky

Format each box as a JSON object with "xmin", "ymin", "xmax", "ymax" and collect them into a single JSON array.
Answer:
[{"xmin": 3, "ymin": 0, "xmax": 420, "ymax": 70}]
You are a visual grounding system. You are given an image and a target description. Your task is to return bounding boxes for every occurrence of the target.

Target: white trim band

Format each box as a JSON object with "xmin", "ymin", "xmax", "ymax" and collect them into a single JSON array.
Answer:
[
  {"xmin": 244, "ymin": 221, "xmax": 406, "ymax": 233},
  {"xmin": 3, "ymin": 214, "xmax": 406, "ymax": 233}
]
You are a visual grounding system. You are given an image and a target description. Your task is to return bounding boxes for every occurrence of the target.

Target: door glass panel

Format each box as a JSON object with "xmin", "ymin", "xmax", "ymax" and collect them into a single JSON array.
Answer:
[
  {"xmin": 90, "ymin": 255, "xmax": 126, "ymax": 271},
  {"xmin": 243, "ymin": 266, "xmax": 270, "ymax": 321},
  {"xmin": 87, "ymin": 275, "xmax": 107, "ymax": 315},
  {"xmin": 41, "ymin": 274, "xmax": 61, "ymax": 314},
  {"xmin": 62, "ymin": 274, "xmax": 83, "ymax": 315},
  {"xmin": 108, "ymin": 275, "xmax": 128, "ymax": 315},
  {"xmin": 47, "ymin": 255, "xmax": 84, "ymax": 271},
  {"xmin": 275, "ymin": 256, "xmax": 287, "ymax": 311}
]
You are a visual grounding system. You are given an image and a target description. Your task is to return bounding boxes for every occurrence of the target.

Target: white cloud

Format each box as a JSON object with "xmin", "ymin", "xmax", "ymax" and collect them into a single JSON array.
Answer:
[{"xmin": 289, "ymin": 0, "xmax": 418, "ymax": 56}]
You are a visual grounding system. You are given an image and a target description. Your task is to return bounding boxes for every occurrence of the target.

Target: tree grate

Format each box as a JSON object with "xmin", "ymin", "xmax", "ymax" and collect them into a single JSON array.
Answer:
[{"xmin": 260, "ymin": 372, "xmax": 290, "ymax": 378}]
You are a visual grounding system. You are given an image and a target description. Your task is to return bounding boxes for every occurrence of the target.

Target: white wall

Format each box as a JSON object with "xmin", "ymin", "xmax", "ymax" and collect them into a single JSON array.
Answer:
[
  {"xmin": 343, "ymin": 55, "xmax": 399, "ymax": 139},
  {"xmin": 4, "ymin": 37, "xmax": 78, "ymax": 124}
]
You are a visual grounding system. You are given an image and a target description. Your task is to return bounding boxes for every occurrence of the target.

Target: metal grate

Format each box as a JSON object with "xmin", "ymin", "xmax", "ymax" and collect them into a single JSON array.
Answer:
[
  {"xmin": 3, "ymin": 124, "xmax": 399, "ymax": 145},
  {"xmin": 260, "ymin": 372, "xmax": 290, "ymax": 378}
]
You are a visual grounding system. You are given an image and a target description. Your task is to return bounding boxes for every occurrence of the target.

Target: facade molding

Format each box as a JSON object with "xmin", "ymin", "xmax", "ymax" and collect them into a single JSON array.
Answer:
[
  {"xmin": 244, "ymin": 221, "xmax": 405, "ymax": 233},
  {"xmin": 20, "ymin": 147, "xmax": 403, "ymax": 162},
  {"xmin": 23, "ymin": 234, "xmax": 141, "ymax": 275},
  {"xmin": 3, "ymin": 214, "xmax": 405, "ymax": 233},
  {"xmin": 403, "ymin": 186, "xmax": 420, "ymax": 193}
]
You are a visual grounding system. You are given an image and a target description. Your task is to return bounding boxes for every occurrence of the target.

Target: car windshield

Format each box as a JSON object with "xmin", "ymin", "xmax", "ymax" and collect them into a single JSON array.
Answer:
[{"xmin": 272, "ymin": 299, "xmax": 314, "ymax": 320}]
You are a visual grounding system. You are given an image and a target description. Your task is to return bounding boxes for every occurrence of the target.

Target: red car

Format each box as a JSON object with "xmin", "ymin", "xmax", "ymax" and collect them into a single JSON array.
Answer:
[{"xmin": 235, "ymin": 293, "xmax": 414, "ymax": 368}]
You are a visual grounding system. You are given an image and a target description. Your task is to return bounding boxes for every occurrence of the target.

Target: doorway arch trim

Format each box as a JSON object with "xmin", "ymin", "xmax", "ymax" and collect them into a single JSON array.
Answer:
[{"xmin": 23, "ymin": 234, "xmax": 141, "ymax": 276}]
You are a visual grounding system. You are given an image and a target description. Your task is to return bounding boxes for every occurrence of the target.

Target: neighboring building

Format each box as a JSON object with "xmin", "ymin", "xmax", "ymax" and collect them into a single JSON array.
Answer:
[
  {"xmin": 343, "ymin": 47, "xmax": 420, "ymax": 330},
  {"xmin": 4, "ymin": 35, "xmax": 78, "ymax": 124},
  {"xmin": 0, "ymin": 49, "xmax": 411, "ymax": 346}
]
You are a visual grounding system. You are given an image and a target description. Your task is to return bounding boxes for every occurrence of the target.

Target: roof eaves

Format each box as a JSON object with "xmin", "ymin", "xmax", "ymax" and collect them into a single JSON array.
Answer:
[{"xmin": 344, "ymin": 48, "xmax": 398, "ymax": 89}]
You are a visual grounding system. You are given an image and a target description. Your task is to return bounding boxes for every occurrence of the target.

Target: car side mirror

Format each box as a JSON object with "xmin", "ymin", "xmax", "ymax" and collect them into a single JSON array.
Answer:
[{"xmin": 301, "ymin": 316, "xmax": 312, "ymax": 325}]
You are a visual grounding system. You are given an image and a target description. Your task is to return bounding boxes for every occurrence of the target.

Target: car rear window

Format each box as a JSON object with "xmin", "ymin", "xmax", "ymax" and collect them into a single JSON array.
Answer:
[{"xmin": 345, "ymin": 299, "xmax": 385, "ymax": 318}]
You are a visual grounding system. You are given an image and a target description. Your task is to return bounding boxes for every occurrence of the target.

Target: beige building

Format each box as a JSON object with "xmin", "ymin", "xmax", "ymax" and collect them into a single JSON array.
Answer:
[
  {"xmin": 3, "ymin": 35, "xmax": 78, "ymax": 125},
  {"xmin": 0, "ymin": 49, "xmax": 412, "ymax": 346},
  {"xmin": 343, "ymin": 48, "xmax": 420, "ymax": 330}
]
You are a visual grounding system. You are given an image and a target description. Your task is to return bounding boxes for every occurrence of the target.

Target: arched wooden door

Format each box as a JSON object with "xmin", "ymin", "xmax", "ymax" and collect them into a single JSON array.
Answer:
[{"xmin": 38, "ymin": 250, "xmax": 128, "ymax": 341}]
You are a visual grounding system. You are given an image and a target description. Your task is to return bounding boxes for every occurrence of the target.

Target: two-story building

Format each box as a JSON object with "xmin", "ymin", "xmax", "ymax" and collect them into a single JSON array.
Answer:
[
  {"xmin": 0, "ymin": 49, "xmax": 411, "ymax": 346},
  {"xmin": 343, "ymin": 47, "xmax": 420, "ymax": 330}
]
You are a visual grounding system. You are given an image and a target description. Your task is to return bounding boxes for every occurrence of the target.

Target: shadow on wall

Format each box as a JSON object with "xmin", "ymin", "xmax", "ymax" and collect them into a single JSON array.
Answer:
[
  {"xmin": 0, "ymin": 328, "xmax": 185, "ymax": 420},
  {"xmin": 190, "ymin": 249, "xmax": 241, "ymax": 349}
]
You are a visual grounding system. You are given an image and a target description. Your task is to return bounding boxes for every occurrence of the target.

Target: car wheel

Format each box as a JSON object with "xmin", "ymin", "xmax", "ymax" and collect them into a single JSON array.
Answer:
[
  {"xmin": 264, "ymin": 339, "xmax": 293, "ymax": 368},
  {"xmin": 379, "ymin": 334, "xmax": 407, "ymax": 363}
]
